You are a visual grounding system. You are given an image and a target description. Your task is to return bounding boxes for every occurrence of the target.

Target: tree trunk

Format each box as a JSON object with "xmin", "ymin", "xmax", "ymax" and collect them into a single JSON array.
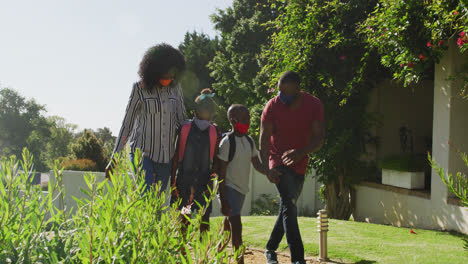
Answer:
[{"xmin": 323, "ymin": 175, "xmax": 355, "ymax": 220}]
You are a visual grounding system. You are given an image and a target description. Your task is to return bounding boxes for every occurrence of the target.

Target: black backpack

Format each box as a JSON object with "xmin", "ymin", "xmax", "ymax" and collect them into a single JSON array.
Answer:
[{"xmin": 225, "ymin": 131, "xmax": 254, "ymax": 162}]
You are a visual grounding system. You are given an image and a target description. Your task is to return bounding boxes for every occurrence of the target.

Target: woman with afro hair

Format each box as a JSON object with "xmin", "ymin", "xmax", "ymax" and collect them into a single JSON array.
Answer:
[{"xmin": 106, "ymin": 43, "xmax": 187, "ymax": 194}]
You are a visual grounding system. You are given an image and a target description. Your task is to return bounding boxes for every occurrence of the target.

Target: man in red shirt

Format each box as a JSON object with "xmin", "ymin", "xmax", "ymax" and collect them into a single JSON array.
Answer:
[{"xmin": 260, "ymin": 71, "xmax": 325, "ymax": 264}]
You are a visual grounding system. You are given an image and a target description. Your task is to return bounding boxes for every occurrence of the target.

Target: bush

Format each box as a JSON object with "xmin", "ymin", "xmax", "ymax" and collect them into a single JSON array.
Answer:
[
  {"xmin": 378, "ymin": 154, "xmax": 427, "ymax": 172},
  {"xmin": 61, "ymin": 158, "xmax": 97, "ymax": 171},
  {"xmin": 0, "ymin": 148, "xmax": 237, "ymax": 263},
  {"xmin": 71, "ymin": 130, "xmax": 108, "ymax": 172},
  {"xmin": 250, "ymin": 193, "xmax": 279, "ymax": 216}
]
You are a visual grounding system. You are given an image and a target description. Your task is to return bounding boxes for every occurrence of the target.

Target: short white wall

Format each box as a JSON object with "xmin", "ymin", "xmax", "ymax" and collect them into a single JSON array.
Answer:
[
  {"xmin": 49, "ymin": 170, "xmax": 107, "ymax": 215},
  {"xmin": 52, "ymin": 167, "xmax": 324, "ymax": 218},
  {"xmin": 354, "ymin": 184, "xmax": 468, "ymax": 234}
]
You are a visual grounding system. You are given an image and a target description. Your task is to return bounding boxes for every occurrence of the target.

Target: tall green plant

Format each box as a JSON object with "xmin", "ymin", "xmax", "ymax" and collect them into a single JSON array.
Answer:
[
  {"xmin": 258, "ymin": 0, "xmax": 382, "ymax": 219},
  {"xmin": 0, "ymin": 148, "xmax": 236, "ymax": 263},
  {"xmin": 429, "ymin": 152, "xmax": 468, "ymax": 207}
]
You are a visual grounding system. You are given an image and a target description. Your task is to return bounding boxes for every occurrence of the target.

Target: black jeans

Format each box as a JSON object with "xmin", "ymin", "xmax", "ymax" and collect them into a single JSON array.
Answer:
[{"xmin": 266, "ymin": 166, "xmax": 305, "ymax": 262}]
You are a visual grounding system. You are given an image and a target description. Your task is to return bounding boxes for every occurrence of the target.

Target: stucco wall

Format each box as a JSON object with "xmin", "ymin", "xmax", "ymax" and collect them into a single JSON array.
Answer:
[
  {"xmin": 355, "ymin": 39, "xmax": 468, "ymax": 234},
  {"xmin": 368, "ymin": 79, "xmax": 434, "ymax": 160},
  {"xmin": 354, "ymin": 185, "xmax": 468, "ymax": 233}
]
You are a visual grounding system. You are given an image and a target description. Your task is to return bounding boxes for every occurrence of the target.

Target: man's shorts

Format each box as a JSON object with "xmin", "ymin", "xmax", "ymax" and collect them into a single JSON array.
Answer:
[{"xmin": 224, "ymin": 185, "xmax": 246, "ymax": 216}]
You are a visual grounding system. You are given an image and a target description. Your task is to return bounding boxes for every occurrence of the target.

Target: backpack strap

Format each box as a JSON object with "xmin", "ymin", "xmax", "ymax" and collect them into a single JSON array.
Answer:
[
  {"xmin": 209, "ymin": 125, "xmax": 217, "ymax": 161},
  {"xmin": 228, "ymin": 132, "xmax": 236, "ymax": 162},
  {"xmin": 228, "ymin": 133, "xmax": 254, "ymax": 162},
  {"xmin": 245, "ymin": 135, "xmax": 254, "ymax": 152},
  {"xmin": 179, "ymin": 123, "xmax": 217, "ymax": 162},
  {"xmin": 178, "ymin": 123, "xmax": 192, "ymax": 161}
]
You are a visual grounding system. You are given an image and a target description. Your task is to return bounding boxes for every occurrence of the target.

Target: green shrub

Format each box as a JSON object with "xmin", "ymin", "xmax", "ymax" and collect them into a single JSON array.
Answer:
[
  {"xmin": 0, "ymin": 148, "xmax": 236, "ymax": 263},
  {"xmin": 61, "ymin": 158, "xmax": 97, "ymax": 171},
  {"xmin": 250, "ymin": 193, "xmax": 279, "ymax": 216},
  {"xmin": 378, "ymin": 154, "xmax": 427, "ymax": 172},
  {"xmin": 71, "ymin": 130, "xmax": 108, "ymax": 172},
  {"xmin": 430, "ymin": 152, "xmax": 468, "ymax": 207}
]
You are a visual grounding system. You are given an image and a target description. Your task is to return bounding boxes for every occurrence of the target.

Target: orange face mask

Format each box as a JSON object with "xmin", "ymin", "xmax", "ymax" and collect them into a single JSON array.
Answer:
[{"xmin": 159, "ymin": 79, "xmax": 172, "ymax": 87}]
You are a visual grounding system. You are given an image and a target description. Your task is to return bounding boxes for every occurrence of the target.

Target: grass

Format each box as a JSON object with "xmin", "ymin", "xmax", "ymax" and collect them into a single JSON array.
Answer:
[{"xmin": 211, "ymin": 216, "xmax": 468, "ymax": 264}]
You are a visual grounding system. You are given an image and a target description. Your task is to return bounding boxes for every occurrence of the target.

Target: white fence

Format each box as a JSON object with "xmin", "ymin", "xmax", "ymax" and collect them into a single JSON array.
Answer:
[{"xmin": 49, "ymin": 168, "xmax": 324, "ymax": 217}]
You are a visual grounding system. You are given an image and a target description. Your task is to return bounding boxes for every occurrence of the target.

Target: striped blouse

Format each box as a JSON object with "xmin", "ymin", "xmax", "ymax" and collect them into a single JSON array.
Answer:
[{"xmin": 113, "ymin": 82, "xmax": 186, "ymax": 163}]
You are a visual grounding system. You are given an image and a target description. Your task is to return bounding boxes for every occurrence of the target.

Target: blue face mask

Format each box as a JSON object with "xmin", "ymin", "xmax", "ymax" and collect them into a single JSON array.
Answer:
[{"xmin": 278, "ymin": 91, "xmax": 295, "ymax": 105}]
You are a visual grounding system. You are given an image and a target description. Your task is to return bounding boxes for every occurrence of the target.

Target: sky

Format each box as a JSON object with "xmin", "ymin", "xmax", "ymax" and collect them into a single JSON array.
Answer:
[{"xmin": 0, "ymin": 0, "xmax": 233, "ymax": 136}]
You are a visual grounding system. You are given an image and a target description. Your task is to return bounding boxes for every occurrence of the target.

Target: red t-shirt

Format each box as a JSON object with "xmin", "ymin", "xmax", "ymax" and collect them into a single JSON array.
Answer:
[{"xmin": 261, "ymin": 92, "xmax": 324, "ymax": 175}]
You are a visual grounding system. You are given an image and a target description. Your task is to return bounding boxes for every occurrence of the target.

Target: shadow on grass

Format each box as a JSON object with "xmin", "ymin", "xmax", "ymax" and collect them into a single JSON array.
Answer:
[
  {"xmin": 446, "ymin": 230, "xmax": 468, "ymax": 251},
  {"xmin": 324, "ymin": 259, "xmax": 376, "ymax": 264}
]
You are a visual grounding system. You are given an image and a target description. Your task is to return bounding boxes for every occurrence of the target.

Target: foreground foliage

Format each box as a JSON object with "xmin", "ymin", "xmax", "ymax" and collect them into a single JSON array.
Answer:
[{"xmin": 0, "ymin": 148, "xmax": 235, "ymax": 263}]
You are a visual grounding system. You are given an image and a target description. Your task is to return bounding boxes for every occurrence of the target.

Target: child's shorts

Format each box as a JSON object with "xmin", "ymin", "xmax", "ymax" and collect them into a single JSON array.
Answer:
[{"xmin": 224, "ymin": 185, "xmax": 245, "ymax": 216}]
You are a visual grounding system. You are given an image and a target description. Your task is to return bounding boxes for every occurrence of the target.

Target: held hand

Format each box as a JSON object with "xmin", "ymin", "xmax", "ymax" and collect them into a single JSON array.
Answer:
[
  {"xmin": 266, "ymin": 169, "xmax": 281, "ymax": 184},
  {"xmin": 281, "ymin": 149, "xmax": 305, "ymax": 166},
  {"xmin": 105, "ymin": 161, "xmax": 114, "ymax": 180},
  {"xmin": 220, "ymin": 199, "xmax": 232, "ymax": 216}
]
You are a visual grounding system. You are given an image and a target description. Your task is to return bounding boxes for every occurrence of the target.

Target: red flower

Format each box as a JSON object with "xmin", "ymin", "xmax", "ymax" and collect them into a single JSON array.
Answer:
[
  {"xmin": 400, "ymin": 63, "xmax": 407, "ymax": 68},
  {"xmin": 459, "ymin": 31, "xmax": 466, "ymax": 38},
  {"xmin": 457, "ymin": 37, "xmax": 467, "ymax": 47},
  {"xmin": 419, "ymin": 54, "xmax": 427, "ymax": 60},
  {"xmin": 439, "ymin": 40, "xmax": 444, "ymax": 46},
  {"xmin": 408, "ymin": 62, "xmax": 414, "ymax": 68},
  {"xmin": 453, "ymin": 10, "xmax": 459, "ymax": 15},
  {"xmin": 427, "ymin": 42, "xmax": 433, "ymax": 47}
]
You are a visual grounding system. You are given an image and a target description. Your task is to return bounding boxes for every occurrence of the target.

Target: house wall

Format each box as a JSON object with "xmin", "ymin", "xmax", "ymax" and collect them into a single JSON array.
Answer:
[
  {"xmin": 368, "ymin": 79, "xmax": 434, "ymax": 160},
  {"xmin": 355, "ymin": 39, "xmax": 468, "ymax": 234},
  {"xmin": 354, "ymin": 184, "xmax": 468, "ymax": 233}
]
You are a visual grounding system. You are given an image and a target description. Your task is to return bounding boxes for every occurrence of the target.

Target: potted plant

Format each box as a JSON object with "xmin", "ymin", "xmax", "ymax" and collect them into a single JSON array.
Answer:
[{"xmin": 378, "ymin": 154, "xmax": 426, "ymax": 189}]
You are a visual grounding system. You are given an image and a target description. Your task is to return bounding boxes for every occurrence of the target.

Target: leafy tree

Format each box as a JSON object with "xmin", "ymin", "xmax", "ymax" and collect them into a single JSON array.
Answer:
[
  {"xmin": 179, "ymin": 31, "xmax": 219, "ymax": 104},
  {"xmin": 0, "ymin": 88, "xmax": 51, "ymax": 171},
  {"xmin": 258, "ymin": 0, "xmax": 382, "ymax": 219},
  {"xmin": 361, "ymin": 0, "xmax": 468, "ymax": 96},
  {"xmin": 44, "ymin": 116, "xmax": 77, "ymax": 167},
  {"xmin": 209, "ymin": 0, "xmax": 282, "ymax": 135},
  {"xmin": 94, "ymin": 127, "xmax": 116, "ymax": 159},
  {"xmin": 177, "ymin": 31, "xmax": 231, "ymax": 129},
  {"xmin": 71, "ymin": 129, "xmax": 108, "ymax": 171}
]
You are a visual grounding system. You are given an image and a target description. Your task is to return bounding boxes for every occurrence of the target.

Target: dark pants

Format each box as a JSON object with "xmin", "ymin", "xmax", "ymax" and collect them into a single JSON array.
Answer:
[
  {"xmin": 129, "ymin": 153, "xmax": 171, "ymax": 194},
  {"xmin": 266, "ymin": 166, "xmax": 305, "ymax": 262}
]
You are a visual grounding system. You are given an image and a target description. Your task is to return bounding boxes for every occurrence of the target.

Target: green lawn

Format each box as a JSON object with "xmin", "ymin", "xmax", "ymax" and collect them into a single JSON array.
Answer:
[{"xmin": 211, "ymin": 216, "xmax": 468, "ymax": 264}]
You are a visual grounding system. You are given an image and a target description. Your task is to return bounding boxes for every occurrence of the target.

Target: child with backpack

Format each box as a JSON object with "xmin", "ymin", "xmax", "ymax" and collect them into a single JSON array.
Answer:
[
  {"xmin": 217, "ymin": 104, "xmax": 268, "ymax": 264},
  {"xmin": 170, "ymin": 89, "xmax": 220, "ymax": 233}
]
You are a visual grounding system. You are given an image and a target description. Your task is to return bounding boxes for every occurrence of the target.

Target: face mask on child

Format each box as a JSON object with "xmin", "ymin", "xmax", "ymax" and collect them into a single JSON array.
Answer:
[
  {"xmin": 234, "ymin": 121, "xmax": 250, "ymax": 134},
  {"xmin": 194, "ymin": 116, "xmax": 211, "ymax": 131}
]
